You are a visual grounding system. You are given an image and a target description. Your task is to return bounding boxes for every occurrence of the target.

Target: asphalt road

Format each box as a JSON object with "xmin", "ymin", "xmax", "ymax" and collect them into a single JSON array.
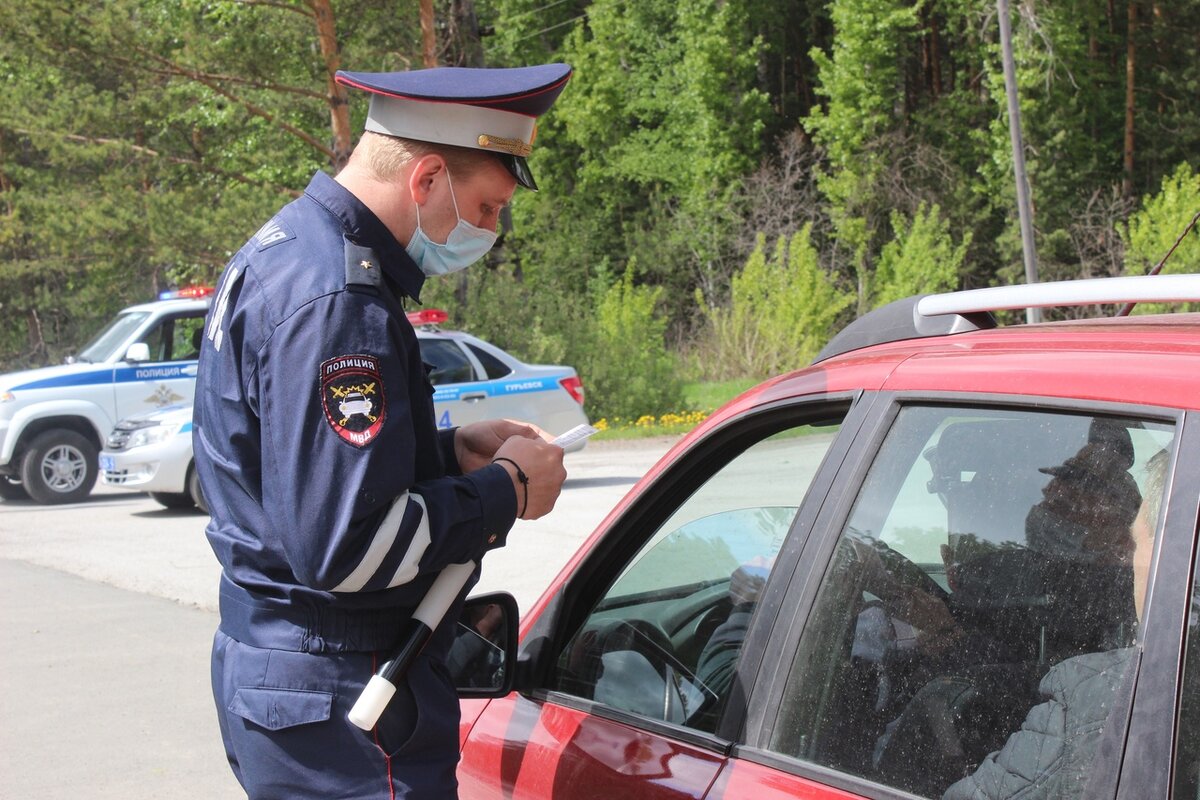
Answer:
[{"xmin": 0, "ymin": 437, "xmax": 677, "ymax": 799}]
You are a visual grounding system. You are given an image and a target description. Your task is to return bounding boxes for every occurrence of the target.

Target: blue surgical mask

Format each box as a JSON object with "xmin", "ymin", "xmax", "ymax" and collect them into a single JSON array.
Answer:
[{"xmin": 405, "ymin": 171, "xmax": 498, "ymax": 276}]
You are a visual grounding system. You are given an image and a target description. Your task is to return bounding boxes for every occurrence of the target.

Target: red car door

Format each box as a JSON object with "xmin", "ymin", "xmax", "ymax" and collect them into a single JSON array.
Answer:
[
  {"xmin": 459, "ymin": 401, "xmax": 856, "ymax": 799},
  {"xmin": 460, "ymin": 694, "xmax": 726, "ymax": 798}
]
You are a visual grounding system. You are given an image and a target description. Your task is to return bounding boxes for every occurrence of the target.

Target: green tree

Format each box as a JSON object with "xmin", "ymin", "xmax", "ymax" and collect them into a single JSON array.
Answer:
[
  {"xmin": 873, "ymin": 203, "xmax": 970, "ymax": 306},
  {"xmin": 696, "ymin": 226, "xmax": 854, "ymax": 379},
  {"xmin": 803, "ymin": 0, "xmax": 921, "ymax": 312},
  {"xmin": 1121, "ymin": 162, "xmax": 1200, "ymax": 314},
  {"xmin": 0, "ymin": 0, "xmax": 422, "ymax": 368},
  {"xmin": 582, "ymin": 261, "xmax": 681, "ymax": 421},
  {"xmin": 1123, "ymin": 163, "xmax": 1200, "ymax": 277}
]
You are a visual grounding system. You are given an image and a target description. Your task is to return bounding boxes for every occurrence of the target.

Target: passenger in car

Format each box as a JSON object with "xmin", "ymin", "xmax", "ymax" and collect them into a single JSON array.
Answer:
[{"xmin": 941, "ymin": 447, "xmax": 1169, "ymax": 800}]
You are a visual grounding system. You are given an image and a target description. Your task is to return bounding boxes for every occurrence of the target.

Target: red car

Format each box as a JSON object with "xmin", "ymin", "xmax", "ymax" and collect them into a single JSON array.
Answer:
[{"xmin": 447, "ymin": 275, "xmax": 1200, "ymax": 800}]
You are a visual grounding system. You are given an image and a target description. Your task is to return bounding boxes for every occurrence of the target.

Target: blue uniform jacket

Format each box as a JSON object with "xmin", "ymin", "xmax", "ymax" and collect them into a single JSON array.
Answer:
[{"xmin": 194, "ymin": 171, "xmax": 517, "ymax": 656}]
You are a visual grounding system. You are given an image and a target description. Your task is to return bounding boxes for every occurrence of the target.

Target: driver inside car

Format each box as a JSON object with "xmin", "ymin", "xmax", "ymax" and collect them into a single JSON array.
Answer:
[
  {"xmin": 695, "ymin": 555, "xmax": 774, "ymax": 703},
  {"xmin": 940, "ymin": 446, "xmax": 1168, "ymax": 800}
]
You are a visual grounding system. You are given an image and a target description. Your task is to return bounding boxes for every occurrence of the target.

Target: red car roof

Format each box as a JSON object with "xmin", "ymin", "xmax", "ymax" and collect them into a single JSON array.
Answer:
[{"xmin": 732, "ymin": 313, "xmax": 1200, "ymax": 415}]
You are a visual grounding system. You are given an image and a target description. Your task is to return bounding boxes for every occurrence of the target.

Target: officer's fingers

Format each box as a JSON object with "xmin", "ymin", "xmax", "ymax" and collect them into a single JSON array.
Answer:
[{"xmin": 498, "ymin": 419, "xmax": 541, "ymax": 440}]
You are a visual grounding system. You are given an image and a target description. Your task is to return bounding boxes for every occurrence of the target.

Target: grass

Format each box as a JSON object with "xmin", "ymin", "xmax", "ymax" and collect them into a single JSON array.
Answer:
[{"xmin": 591, "ymin": 377, "xmax": 763, "ymax": 440}]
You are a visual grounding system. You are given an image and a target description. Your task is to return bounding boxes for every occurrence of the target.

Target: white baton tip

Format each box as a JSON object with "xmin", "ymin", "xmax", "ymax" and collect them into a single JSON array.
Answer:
[{"xmin": 348, "ymin": 674, "xmax": 397, "ymax": 731}]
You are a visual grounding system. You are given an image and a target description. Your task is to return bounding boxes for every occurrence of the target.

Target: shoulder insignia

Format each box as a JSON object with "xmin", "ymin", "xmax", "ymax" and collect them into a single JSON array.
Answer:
[
  {"xmin": 320, "ymin": 354, "xmax": 386, "ymax": 447},
  {"xmin": 345, "ymin": 237, "xmax": 383, "ymax": 290},
  {"xmin": 252, "ymin": 216, "xmax": 295, "ymax": 251}
]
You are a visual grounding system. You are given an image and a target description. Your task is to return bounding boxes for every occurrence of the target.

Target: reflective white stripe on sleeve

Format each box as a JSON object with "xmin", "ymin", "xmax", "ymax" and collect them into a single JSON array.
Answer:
[{"xmin": 331, "ymin": 492, "xmax": 431, "ymax": 593}]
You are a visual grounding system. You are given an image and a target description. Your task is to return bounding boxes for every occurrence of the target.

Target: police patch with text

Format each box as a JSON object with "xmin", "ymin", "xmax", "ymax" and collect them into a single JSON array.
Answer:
[{"xmin": 320, "ymin": 354, "xmax": 386, "ymax": 447}]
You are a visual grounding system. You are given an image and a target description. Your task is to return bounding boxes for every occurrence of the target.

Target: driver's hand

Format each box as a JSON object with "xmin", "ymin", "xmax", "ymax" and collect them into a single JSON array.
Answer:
[
  {"xmin": 729, "ymin": 556, "xmax": 774, "ymax": 606},
  {"xmin": 849, "ymin": 536, "xmax": 961, "ymax": 650}
]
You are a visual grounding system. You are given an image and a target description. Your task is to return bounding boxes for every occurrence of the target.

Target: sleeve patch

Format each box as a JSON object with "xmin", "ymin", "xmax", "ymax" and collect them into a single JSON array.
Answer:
[
  {"xmin": 320, "ymin": 354, "xmax": 386, "ymax": 447},
  {"xmin": 253, "ymin": 216, "xmax": 296, "ymax": 250}
]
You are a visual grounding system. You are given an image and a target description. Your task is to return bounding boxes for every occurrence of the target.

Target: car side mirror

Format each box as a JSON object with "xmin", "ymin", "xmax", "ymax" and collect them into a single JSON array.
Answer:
[
  {"xmin": 124, "ymin": 342, "xmax": 150, "ymax": 363},
  {"xmin": 450, "ymin": 592, "xmax": 518, "ymax": 698}
]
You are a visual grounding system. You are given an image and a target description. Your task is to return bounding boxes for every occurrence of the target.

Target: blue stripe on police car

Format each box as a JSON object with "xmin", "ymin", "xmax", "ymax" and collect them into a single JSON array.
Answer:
[
  {"xmin": 13, "ymin": 363, "xmax": 195, "ymax": 391},
  {"xmin": 431, "ymin": 374, "xmax": 563, "ymax": 402}
]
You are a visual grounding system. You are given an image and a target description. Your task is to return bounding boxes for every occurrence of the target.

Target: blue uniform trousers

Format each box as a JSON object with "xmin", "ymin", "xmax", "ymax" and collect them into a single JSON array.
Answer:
[{"xmin": 212, "ymin": 630, "xmax": 459, "ymax": 799}]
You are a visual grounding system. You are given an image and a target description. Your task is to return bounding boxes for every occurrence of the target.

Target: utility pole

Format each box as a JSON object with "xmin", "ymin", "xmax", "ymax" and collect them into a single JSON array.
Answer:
[{"xmin": 997, "ymin": 0, "xmax": 1041, "ymax": 323}]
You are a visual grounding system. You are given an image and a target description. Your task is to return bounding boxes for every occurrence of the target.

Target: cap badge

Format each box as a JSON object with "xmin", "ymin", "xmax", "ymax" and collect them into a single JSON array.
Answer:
[
  {"xmin": 320, "ymin": 354, "xmax": 386, "ymax": 447},
  {"xmin": 477, "ymin": 133, "xmax": 532, "ymax": 158}
]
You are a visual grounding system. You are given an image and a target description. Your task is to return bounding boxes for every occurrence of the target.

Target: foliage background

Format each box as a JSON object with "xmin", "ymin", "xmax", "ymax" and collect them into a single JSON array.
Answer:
[{"xmin": 3, "ymin": 0, "xmax": 1199, "ymax": 420}]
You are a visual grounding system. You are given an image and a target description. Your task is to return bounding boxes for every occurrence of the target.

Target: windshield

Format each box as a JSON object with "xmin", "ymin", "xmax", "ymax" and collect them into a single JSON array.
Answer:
[{"xmin": 76, "ymin": 311, "xmax": 150, "ymax": 363}]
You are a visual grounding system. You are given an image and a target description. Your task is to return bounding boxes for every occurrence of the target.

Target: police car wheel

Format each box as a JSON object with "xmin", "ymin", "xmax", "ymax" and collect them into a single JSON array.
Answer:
[
  {"xmin": 19, "ymin": 429, "xmax": 99, "ymax": 505},
  {"xmin": 150, "ymin": 491, "xmax": 194, "ymax": 510},
  {"xmin": 187, "ymin": 465, "xmax": 208, "ymax": 515},
  {"xmin": 0, "ymin": 476, "xmax": 27, "ymax": 501}
]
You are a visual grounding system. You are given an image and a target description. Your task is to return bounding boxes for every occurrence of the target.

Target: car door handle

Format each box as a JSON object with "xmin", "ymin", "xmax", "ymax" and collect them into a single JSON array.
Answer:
[
  {"xmin": 181, "ymin": 364, "xmax": 199, "ymax": 376},
  {"xmin": 460, "ymin": 392, "xmax": 487, "ymax": 402}
]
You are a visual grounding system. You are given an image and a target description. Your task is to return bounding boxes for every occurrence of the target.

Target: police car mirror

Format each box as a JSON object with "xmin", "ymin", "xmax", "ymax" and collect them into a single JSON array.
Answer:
[
  {"xmin": 450, "ymin": 591, "xmax": 518, "ymax": 698},
  {"xmin": 124, "ymin": 342, "xmax": 150, "ymax": 363}
]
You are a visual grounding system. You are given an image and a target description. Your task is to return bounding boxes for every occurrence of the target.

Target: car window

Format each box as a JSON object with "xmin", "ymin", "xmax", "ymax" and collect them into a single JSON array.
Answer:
[
  {"xmin": 76, "ymin": 311, "xmax": 150, "ymax": 362},
  {"xmin": 768, "ymin": 406, "xmax": 1174, "ymax": 800},
  {"xmin": 466, "ymin": 343, "xmax": 513, "ymax": 380},
  {"xmin": 138, "ymin": 314, "xmax": 208, "ymax": 362},
  {"xmin": 548, "ymin": 416, "xmax": 845, "ymax": 735},
  {"xmin": 419, "ymin": 339, "xmax": 478, "ymax": 385},
  {"xmin": 1174, "ymin": 501, "xmax": 1200, "ymax": 799}
]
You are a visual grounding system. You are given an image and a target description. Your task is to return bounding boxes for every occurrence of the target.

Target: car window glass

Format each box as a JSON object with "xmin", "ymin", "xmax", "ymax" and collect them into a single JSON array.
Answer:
[
  {"xmin": 768, "ymin": 406, "xmax": 1174, "ymax": 800},
  {"xmin": 137, "ymin": 314, "xmax": 207, "ymax": 362},
  {"xmin": 172, "ymin": 315, "xmax": 206, "ymax": 360},
  {"xmin": 549, "ymin": 416, "xmax": 845, "ymax": 735},
  {"xmin": 466, "ymin": 343, "xmax": 513, "ymax": 380},
  {"xmin": 1174, "ymin": 502, "xmax": 1200, "ymax": 799},
  {"xmin": 76, "ymin": 311, "xmax": 150, "ymax": 363},
  {"xmin": 419, "ymin": 339, "xmax": 478, "ymax": 385}
]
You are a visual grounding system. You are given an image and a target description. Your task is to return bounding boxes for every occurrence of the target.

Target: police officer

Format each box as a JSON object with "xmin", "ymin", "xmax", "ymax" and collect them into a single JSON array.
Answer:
[{"xmin": 194, "ymin": 64, "xmax": 571, "ymax": 799}]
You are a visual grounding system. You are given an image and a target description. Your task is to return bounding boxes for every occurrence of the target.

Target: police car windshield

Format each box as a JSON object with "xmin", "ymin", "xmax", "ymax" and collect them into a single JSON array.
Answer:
[{"xmin": 76, "ymin": 311, "xmax": 151, "ymax": 363}]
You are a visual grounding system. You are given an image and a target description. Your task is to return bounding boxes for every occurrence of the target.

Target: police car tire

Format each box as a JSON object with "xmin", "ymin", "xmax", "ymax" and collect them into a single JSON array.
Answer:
[
  {"xmin": 187, "ymin": 465, "xmax": 208, "ymax": 515},
  {"xmin": 19, "ymin": 429, "xmax": 99, "ymax": 505},
  {"xmin": 0, "ymin": 476, "xmax": 28, "ymax": 501},
  {"xmin": 150, "ymin": 491, "xmax": 194, "ymax": 510}
]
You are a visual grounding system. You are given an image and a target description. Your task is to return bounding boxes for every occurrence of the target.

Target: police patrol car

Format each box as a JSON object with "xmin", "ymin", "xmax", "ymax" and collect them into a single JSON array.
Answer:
[
  {"xmin": 98, "ymin": 307, "xmax": 590, "ymax": 511},
  {"xmin": 0, "ymin": 288, "xmax": 211, "ymax": 504}
]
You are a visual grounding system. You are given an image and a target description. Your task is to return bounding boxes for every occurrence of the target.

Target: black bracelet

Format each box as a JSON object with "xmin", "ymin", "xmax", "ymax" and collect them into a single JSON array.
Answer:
[{"xmin": 492, "ymin": 457, "xmax": 528, "ymax": 517}]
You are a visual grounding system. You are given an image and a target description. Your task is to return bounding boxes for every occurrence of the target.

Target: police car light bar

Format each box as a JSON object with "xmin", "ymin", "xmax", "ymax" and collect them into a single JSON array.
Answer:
[
  {"xmin": 917, "ymin": 274, "xmax": 1200, "ymax": 318},
  {"xmin": 406, "ymin": 308, "xmax": 449, "ymax": 327},
  {"xmin": 159, "ymin": 286, "xmax": 214, "ymax": 301}
]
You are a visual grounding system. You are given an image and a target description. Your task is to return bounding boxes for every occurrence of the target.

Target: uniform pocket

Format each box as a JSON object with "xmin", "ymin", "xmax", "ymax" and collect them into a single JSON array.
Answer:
[
  {"xmin": 228, "ymin": 687, "xmax": 333, "ymax": 731},
  {"xmin": 372, "ymin": 680, "xmax": 422, "ymax": 757}
]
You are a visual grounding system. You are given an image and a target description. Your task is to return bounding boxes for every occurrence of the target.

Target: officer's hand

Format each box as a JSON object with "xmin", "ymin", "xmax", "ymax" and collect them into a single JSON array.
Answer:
[
  {"xmin": 491, "ymin": 435, "xmax": 566, "ymax": 520},
  {"xmin": 455, "ymin": 419, "xmax": 545, "ymax": 473}
]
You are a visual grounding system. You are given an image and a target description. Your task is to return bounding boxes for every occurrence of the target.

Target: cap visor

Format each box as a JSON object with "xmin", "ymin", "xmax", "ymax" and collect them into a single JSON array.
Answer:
[{"xmin": 499, "ymin": 154, "xmax": 538, "ymax": 191}]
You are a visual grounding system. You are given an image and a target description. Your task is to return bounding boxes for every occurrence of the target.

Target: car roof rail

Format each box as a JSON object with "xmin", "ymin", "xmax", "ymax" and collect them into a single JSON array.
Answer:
[{"xmin": 813, "ymin": 274, "xmax": 1200, "ymax": 364}]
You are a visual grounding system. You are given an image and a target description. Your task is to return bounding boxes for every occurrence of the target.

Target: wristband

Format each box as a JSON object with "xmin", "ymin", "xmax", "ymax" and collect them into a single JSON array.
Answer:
[{"xmin": 492, "ymin": 456, "xmax": 529, "ymax": 518}]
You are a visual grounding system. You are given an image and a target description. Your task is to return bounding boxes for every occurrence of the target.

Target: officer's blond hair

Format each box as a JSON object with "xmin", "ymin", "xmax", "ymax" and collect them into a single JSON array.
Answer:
[{"xmin": 357, "ymin": 132, "xmax": 496, "ymax": 182}]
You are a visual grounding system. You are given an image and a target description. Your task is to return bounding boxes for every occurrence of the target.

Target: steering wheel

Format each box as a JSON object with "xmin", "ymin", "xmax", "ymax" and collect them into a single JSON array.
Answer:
[{"xmin": 594, "ymin": 619, "xmax": 720, "ymax": 724}]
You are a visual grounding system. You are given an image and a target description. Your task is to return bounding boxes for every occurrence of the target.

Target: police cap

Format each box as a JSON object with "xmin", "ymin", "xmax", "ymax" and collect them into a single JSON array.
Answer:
[{"xmin": 335, "ymin": 63, "xmax": 572, "ymax": 191}]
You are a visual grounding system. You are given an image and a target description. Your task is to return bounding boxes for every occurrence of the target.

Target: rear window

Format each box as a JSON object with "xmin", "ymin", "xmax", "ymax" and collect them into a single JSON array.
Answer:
[{"xmin": 466, "ymin": 343, "xmax": 512, "ymax": 380}]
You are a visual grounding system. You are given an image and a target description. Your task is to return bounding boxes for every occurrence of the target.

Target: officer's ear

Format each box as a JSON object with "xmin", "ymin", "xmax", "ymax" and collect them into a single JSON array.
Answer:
[{"xmin": 408, "ymin": 154, "xmax": 447, "ymax": 206}]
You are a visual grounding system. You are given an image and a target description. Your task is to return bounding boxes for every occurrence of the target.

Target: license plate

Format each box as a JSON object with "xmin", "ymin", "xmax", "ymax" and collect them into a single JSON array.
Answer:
[{"xmin": 99, "ymin": 455, "xmax": 115, "ymax": 472}]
